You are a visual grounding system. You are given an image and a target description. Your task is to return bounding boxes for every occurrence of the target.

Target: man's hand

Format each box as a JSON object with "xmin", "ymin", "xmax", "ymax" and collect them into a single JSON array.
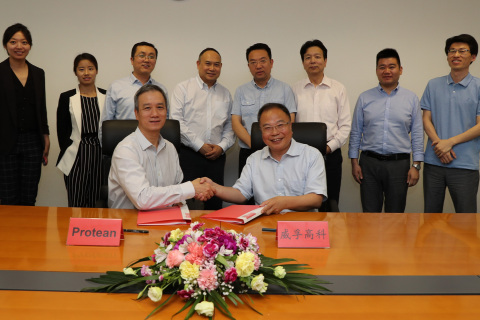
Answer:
[
  {"xmin": 198, "ymin": 144, "xmax": 213, "ymax": 156},
  {"xmin": 191, "ymin": 178, "xmax": 215, "ymax": 201},
  {"xmin": 260, "ymin": 196, "xmax": 289, "ymax": 215},
  {"xmin": 326, "ymin": 145, "xmax": 332, "ymax": 154},
  {"xmin": 439, "ymin": 150, "xmax": 456, "ymax": 164},
  {"xmin": 351, "ymin": 159, "xmax": 363, "ymax": 184},
  {"xmin": 433, "ymin": 139, "xmax": 454, "ymax": 158},
  {"xmin": 205, "ymin": 144, "xmax": 223, "ymax": 160},
  {"xmin": 407, "ymin": 167, "xmax": 419, "ymax": 187}
]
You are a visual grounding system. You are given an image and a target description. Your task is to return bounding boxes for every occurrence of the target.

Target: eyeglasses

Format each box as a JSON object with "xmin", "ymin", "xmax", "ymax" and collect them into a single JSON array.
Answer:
[
  {"xmin": 248, "ymin": 59, "xmax": 269, "ymax": 67},
  {"xmin": 135, "ymin": 54, "xmax": 157, "ymax": 60},
  {"xmin": 447, "ymin": 48, "xmax": 470, "ymax": 55},
  {"xmin": 262, "ymin": 122, "xmax": 290, "ymax": 133}
]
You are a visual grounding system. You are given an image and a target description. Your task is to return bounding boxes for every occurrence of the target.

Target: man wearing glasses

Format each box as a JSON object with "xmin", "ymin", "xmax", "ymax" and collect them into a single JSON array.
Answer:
[
  {"xmin": 232, "ymin": 43, "xmax": 296, "ymax": 176},
  {"xmin": 203, "ymin": 103, "xmax": 327, "ymax": 215},
  {"xmin": 349, "ymin": 48, "xmax": 424, "ymax": 213},
  {"xmin": 421, "ymin": 34, "xmax": 480, "ymax": 213},
  {"xmin": 100, "ymin": 42, "xmax": 168, "ymax": 137}
]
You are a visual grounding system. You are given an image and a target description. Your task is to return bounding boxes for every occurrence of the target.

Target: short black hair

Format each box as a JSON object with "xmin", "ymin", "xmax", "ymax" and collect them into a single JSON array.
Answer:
[
  {"xmin": 257, "ymin": 103, "xmax": 290, "ymax": 122},
  {"xmin": 376, "ymin": 48, "xmax": 401, "ymax": 67},
  {"xmin": 3, "ymin": 23, "xmax": 32, "ymax": 47},
  {"xmin": 198, "ymin": 47, "xmax": 221, "ymax": 60},
  {"xmin": 73, "ymin": 53, "xmax": 98, "ymax": 73},
  {"xmin": 134, "ymin": 84, "xmax": 167, "ymax": 112},
  {"xmin": 246, "ymin": 43, "xmax": 271, "ymax": 61},
  {"xmin": 445, "ymin": 34, "xmax": 478, "ymax": 56},
  {"xmin": 131, "ymin": 41, "xmax": 158, "ymax": 59},
  {"xmin": 300, "ymin": 39, "xmax": 328, "ymax": 61}
]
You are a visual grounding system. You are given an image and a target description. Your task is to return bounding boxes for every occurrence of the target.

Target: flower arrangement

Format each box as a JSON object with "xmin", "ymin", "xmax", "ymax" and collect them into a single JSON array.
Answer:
[{"xmin": 82, "ymin": 222, "xmax": 330, "ymax": 319}]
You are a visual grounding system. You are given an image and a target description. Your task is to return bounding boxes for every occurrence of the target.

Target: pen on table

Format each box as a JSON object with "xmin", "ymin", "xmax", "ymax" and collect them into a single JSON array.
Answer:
[
  {"xmin": 262, "ymin": 228, "xmax": 276, "ymax": 232},
  {"xmin": 123, "ymin": 229, "xmax": 149, "ymax": 234}
]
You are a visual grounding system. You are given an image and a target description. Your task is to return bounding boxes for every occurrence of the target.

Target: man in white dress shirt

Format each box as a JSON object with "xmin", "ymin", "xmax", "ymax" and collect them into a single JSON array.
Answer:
[
  {"xmin": 292, "ymin": 39, "xmax": 351, "ymax": 207},
  {"xmin": 170, "ymin": 48, "xmax": 234, "ymax": 210},
  {"xmin": 108, "ymin": 84, "xmax": 214, "ymax": 210}
]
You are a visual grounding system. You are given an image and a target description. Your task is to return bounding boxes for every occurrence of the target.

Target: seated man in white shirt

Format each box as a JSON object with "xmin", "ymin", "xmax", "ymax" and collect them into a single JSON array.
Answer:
[
  {"xmin": 203, "ymin": 103, "xmax": 327, "ymax": 215},
  {"xmin": 108, "ymin": 84, "xmax": 214, "ymax": 209}
]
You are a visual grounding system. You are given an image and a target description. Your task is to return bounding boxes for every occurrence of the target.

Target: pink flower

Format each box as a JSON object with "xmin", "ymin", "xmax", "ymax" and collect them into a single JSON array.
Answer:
[
  {"xmin": 141, "ymin": 265, "xmax": 153, "ymax": 277},
  {"xmin": 203, "ymin": 242, "xmax": 219, "ymax": 259},
  {"xmin": 151, "ymin": 254, "xmax": 156, "ymax": 263},
  {"xmin": 253, "ymin": 253, "xmax": 261, "ymax": 270},
  {"xmin": 187, "ymin": 242, "xmax": 204, "ymax": 256},
  {"xmin": 197, "ymin": 268, "xmax": 218, "ymax": 291},
  {"xmin": 224, "ymin": 267, "xmax": 237, "ymax": 283},
  {"xmin": 177, "ymin": 289, "xmax": 194, "ymax": 299},
  {"xmin": 166, "ymin": 250, "xmax": 185, "ymax": 268}
]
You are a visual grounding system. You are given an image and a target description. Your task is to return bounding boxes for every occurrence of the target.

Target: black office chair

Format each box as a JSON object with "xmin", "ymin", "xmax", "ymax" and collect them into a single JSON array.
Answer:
[
  {"xmin": 250, "ymin": 121, "xmax": 339, "ymax": 212},
  {"xmin": 95, "ymin": 119, "xmax": 181, "ymax": 208}
]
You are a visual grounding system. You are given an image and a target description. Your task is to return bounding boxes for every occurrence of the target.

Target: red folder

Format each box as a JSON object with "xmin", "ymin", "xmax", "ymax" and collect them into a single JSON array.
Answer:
[
  {"xmin": 202, "ymin": 205, "xmax": 262, "ymax": 224},
  {"xmin": 137, "ymin": 204, "xmax": 191, "ymax": 226}
]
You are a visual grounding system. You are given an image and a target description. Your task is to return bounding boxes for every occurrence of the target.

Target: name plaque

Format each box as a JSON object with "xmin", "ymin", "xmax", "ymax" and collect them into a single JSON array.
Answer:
[
  {"xmin": 66, "ymin": 218, "xmax": 124, "ymax": 246},
  {"xmin": 277, "ymin": 221, "xmax": 330, "ymax": 248}
]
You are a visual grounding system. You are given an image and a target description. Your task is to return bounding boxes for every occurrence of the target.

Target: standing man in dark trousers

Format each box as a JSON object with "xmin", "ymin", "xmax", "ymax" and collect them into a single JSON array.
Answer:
[
  {"xmin": 421, "ymin": 34, "xmax": 480, "ymax": 213},
  {"xmin": 170, "ymin": 48, "xmax": 234, "ymax": 210},
  {"xmin": 293, "ymin": 40, "xmax": 351, "ymax": 207},
  {"xmin": 349, "ymin": 48, "xmax": 424, "ymax": 213}
]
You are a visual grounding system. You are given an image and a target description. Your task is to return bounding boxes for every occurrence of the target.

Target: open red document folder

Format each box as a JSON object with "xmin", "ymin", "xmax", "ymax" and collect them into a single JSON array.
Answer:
[
  {"xmin": 137, "ymin": 204, "xmax": 191, "ymax": 225},
  {"xmin": 202, "ymin": 205, "xmax": 263, "ymax": 224}
]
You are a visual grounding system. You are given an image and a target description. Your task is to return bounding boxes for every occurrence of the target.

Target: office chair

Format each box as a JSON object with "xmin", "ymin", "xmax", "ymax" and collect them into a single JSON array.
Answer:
[
  {"xmin": 250, "ymin": 121, "xmax": 339, "ymax": 212},
  {"xmin": 95, "ymin": 119, "xmax": 181, "ymax": 208}
]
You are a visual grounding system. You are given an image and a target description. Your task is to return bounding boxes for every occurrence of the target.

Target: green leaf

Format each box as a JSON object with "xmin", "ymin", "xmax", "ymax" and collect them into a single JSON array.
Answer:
[{"xmin": 144, "ymin": 290, "xmax": 177, "ymax": 320}]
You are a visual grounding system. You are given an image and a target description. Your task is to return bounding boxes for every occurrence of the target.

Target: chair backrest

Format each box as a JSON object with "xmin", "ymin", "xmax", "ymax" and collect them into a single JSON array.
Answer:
[
  {"xmin": 250, "ymin": 122, "xmax": 327, "ymax": 155},
  {"xmin": 102, "ymin": 119, "xmax": 181, "ymax": 156}
]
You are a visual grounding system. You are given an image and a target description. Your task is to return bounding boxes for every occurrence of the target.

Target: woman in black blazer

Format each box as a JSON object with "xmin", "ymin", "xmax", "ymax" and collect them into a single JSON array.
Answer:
[
  {"xmin": 0, "ymin": 23, "xmax": 49, "ymax": 206},
  {"xmin": 56, "ymin": 53, "xmax": 106, "ymax": 207}
]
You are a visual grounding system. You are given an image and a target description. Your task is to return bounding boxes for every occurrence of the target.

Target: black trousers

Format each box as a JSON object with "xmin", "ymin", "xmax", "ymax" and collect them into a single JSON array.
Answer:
[
  {"xmin": 179, "ymin": 145, "xmax": 226, "ymax": 210},
  {"xmin": 325, "ymin": 148, "xmax": 343, "ymax": 205}
]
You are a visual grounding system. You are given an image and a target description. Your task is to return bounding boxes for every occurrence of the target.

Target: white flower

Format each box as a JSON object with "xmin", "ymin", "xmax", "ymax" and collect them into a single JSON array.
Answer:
[
  {"xmin": 154, "ymin": 248, "xmax": 167, "ymax": 263},
  {"xmin": 251, "ymin": 274, "xmax": 268, "ymax": 293},
  {"xmin": 147, "ymin": 286, "xmax": 163, "ymax": 302},
  {"xmin": 195, "ymin": 301, "xmax": 214, "ymax": 317},
  {"xmin": 123, "ymin": 267, "xmax": 136, "ymax": 275},
  {"xmin": 274, "ymin": 266, "xmax": 286, "ymax": 279}
]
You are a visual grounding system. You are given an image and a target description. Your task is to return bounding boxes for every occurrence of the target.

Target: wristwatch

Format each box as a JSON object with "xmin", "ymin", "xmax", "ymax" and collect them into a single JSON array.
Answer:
[{"xmin": 412, "ymin": 163, "xmax": 421, "ymax": 171}]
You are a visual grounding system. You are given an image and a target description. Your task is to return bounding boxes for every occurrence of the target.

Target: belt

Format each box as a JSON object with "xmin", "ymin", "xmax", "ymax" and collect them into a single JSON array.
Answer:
[{"xmin": 362, "ymin": 150, "xmax": 410, "ymax": 161}]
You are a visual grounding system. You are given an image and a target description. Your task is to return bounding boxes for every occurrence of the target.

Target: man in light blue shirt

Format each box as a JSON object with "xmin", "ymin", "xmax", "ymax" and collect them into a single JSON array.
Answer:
[
  {"xmin": 205, "ymin": 103, "xmax": 326, "ymax": 215},
  {"xmin": 99, "ymin": 42, "xmax": 168, "ymax": 141},
  {"xmin": 421, "ymin": 34, "xmax": 480, "ymax": 213},
  {"xmin": 232, "ymin": 43, "xmax": 296, "ymax": 176},
  {"xmin": 349, "ymin": 48, "xmax": 424, "ymax": 213}
]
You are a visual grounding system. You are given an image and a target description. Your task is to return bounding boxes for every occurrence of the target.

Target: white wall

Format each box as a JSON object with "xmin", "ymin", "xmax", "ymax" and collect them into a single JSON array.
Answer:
[{"xmin": 1, "ymin": 0, "xmax": 479, "ymax": 212}]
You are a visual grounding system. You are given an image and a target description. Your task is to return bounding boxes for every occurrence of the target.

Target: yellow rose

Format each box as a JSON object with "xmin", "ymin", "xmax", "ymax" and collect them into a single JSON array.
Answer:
[
  {"xmin": 179, "ymin": 261, "xmax": 200, "ymax": 281},
  {"xmin": 274, "ymin": 266, "xmax": 286, "ymax": 279},
  {"xmin": 251, "ymin": 274, "xmax": 268, "ymax": 293},
  {"xmin": 195, "ymin": 301, "xmax": 214, "ymax": 317},
  {"xmin": 235, "ymin": 251, "xmax": 255, "ymax": 277},
  {"xmin": 169, "ymin": 228, "xmax": 184, "ymax": 242},
  {"xmin": 147, "ymin": 286, "xmax": 163, "ymax": 302}
]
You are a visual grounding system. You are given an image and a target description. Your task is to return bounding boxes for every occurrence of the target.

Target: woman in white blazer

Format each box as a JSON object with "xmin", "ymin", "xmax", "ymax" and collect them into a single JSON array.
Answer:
[{"xmin": 56, "ymin": 53, "xmax": 106, "ymax": 207}]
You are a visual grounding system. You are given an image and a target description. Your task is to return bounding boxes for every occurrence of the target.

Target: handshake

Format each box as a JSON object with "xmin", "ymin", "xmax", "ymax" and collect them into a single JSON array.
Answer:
[{"xmin": 191, "ymin": 177, "xmax": 217, "ymax": 201}]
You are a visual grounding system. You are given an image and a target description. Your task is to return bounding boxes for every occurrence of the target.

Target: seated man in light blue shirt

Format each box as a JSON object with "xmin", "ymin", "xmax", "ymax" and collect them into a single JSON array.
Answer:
[
  {"xmin": 205, "ymin": 103, "xmax": 326, "ymax": 215},
  {"xmin": 348, "ymin": 48, "xmax": 424, "ymax": 213},
  {"xmin": 232, "ymin": 43, "xmax": 297, "ymax": 176},
  {"xmin": 99, "ymin": 42, "xmax": 168, "ymax": 141},
  {"xmin": 421, "ymin": 34, "xmax": 480, "ymax": 213}
]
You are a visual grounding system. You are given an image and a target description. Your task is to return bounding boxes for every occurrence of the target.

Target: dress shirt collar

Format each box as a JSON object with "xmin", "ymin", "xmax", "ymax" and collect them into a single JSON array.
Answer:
[
  {"xmin": 252, "ymin": 76, "xmax": 274, "ymax": 90},
  {"xmin": 261, "ymin": 138, "xmax": 301, "ymax": 161},
  {"xmin": 129, "ymin": 72, "xmax": 153, "ymax": 85},
  {"xmin": 376, "ymin": 83, "xmax": 400, "ymax": 95},
  {"xmin": 134, "ymin": 127, "xmax": 166, "ymax": 152},
  {"xmin": 447, "ymin": 72, "xmax": 472, "ymax": 87},
  {"xmin": 303, "ymin": 75, "xmax": 332, "ymax": 88},
  {"xmin": 195, "ymin": 74, "xmax": 217, "ymax": 91}
]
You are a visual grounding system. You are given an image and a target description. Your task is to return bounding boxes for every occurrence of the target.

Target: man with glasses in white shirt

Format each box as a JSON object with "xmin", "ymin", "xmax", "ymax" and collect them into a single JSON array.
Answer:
[{"xmin": 170, "ymin": 48, "xmax": 234, "ymax": 210}]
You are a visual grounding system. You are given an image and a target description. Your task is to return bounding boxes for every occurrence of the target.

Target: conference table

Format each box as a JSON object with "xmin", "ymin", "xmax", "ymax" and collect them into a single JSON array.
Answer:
[{"xmin": 1, "ymin": 205, "xmax": 480, "ymax": 319}]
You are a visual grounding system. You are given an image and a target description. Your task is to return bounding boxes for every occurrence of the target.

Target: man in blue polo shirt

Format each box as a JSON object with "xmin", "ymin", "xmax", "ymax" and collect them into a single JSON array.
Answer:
[{"xmin": 421, "ymin": 34, "xmax": 480, "ymax": 213}]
